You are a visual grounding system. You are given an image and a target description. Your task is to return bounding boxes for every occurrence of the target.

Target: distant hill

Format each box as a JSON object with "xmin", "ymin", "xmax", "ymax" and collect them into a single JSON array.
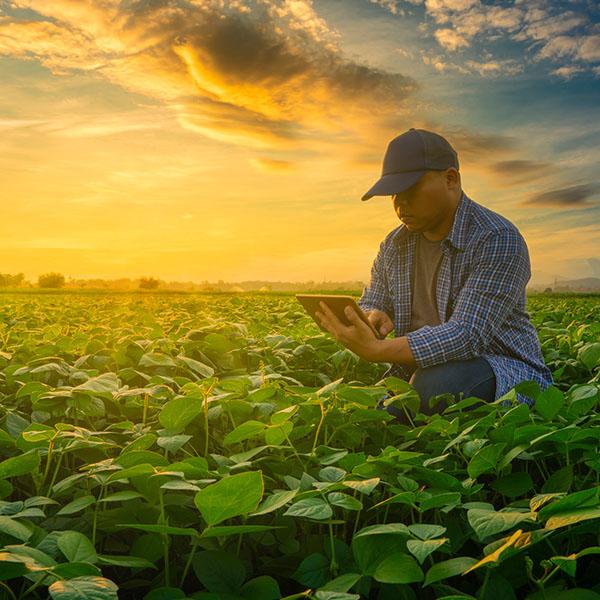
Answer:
[{"xmin": 530, "ymin": 277, "xmax": 600, "ymax": 292}]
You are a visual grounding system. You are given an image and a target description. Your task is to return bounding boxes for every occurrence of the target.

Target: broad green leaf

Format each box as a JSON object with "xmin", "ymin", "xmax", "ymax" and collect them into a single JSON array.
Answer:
[
  {"xmin": 538, "ymin": 486, "xmax": 599, "ymax": 520},
  {"xmin": 314, "ymin": 591, "xmax": 360, "ymax": 600},
  {"xmin": 48, "ymin": 576, "xmax": 118, "ymax": 600},
  {"xmin": 342, "ymin": 478, "xmax": 380, "ymax": 495},
  {"xmin": 372, "ymin": 552, "xmax": 423, "ymax": 584},
  {"xmin": 467, "ymin": 443, "xmax": 506, "ymax": 479},
  {"xmin": 158, "ymin": 396, "xmax": 203, "ymax": 432},
  {"xmin": 407, "ymin": 538, "xmax": 448, "ymax": 564},
  {"xmin": 97, "ymin": 555, "xmax": 156, "ymax": 569},
  {"xmin": 195, "ymin": 471, "xmax": 263, "ymax": 526},
  {"xmin": 57, "ymin": 531, "xmax": 98, "ymax": 564},
  {"xmin": 530, "ymin": 493, "xmax": 565, "ymax": 512},
  {"xmin": 0, "ymin": 450, "xmax": 40, "ymax": 480},
  {"xmin": 176, "ymin": 355, "xmax": 215, "ymax": 378},
  {"xmin": 463, "ymin": 528, "xmax": 524, "ymax": 574},
  {"xmin": 424, "ymin": 557, "xmax": 478, "ymax": 586},
  {"xmin": 351, "ymin": 534, "xmax": 406, "ymax": 576},
  {"xmin": 223, "ymin": 420, "xmax": 266, "ymax": 446},
  {"xmin": 545, "ymin": 507, "xmax": 600, "ymax": 530},
  {"xmin": 490, "ymin": 472, "xmax": 533, "ymax": 498},
  {"xmin": 99, "ymin": 491, "xmax": 143, "ymax": 503},
  {"xmin": 327, "ymin": 492, "xmax": 362, "ymax": 511},
  {"xmin": 156, "ymin": 434, "xmax": 192, "ymax": 453},
  {"xmin": 241, "ymin": 575, "xmax": 280, "ymax": 600},
  {"xmin": 192, "ymin": 550, "xmax": 245, "ymax": 594},
  {"xmin": 52, "ymin": 562, "xmax": 101, "ymax": 579},
  {"xmin": 74, "ymin": 373, "xmax": 120, "ymax": 394},
  {"xmin": 0, "ymin": 551, "xmax": 40, "ymax": 580},
  {"xmin": 56, "ymin": 495, "xmax": 96, "ymax": 516},
  {"xmin": 535, "ymin": 385, "xmax": 564, "ymax": 420},
  {"xmin": 265, "ymin": 421, "xmax": 293, "ymax": 445},
  {"xmin": 578, "ymin": 342, "xmax": 600, "ymax": 370},
  {"xmin": 542, "ymin": 465, "xmax": 573, "ymax": 493},
  {"xmin": 250, "ymin": 489, "xmax": 298, "ymax": 516},
  {"xmin": 292, "ymin": 552, "xmax": 329, "ymax": 588},
  {"xmin": 139, "ymin": 353, "xmax": 176, "ymax": 369},
  {"xmin": 283, "ymin": 498, "xmax": 333, "ymax": 521},
  {"xmin": 408, "ymin": 524, "xmax": 446, "ymax": 540},
  {"xmin": 320, "ymin": 573, "xmax": 362, "ymax": 592},
  {"xmin": 419, "ymin": 492, "xmax": 461, "ymax": 512},
  {"xmin": 0, "ymin": 516, "xmax": 32, "ymax": 541},
  {"xmin": 353, "ymin": 523, "xmax": 410, "ymax": 538},
  {"xmin": 467, "ymin": 509, "xmax": 535, "ymax": 540}
]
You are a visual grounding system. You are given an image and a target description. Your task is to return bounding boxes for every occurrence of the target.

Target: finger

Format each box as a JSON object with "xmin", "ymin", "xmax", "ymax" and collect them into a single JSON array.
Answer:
[
  {"xmin": 316, "ymin": 308, "xmax": 337, "ymax": 335},
  {"xmin": 344, "ymin": 306, "xmax": 358, "ymax": 321},
  {"xmin": 319, "ymin": 302, "xmax": 342, "ymax": 326}
]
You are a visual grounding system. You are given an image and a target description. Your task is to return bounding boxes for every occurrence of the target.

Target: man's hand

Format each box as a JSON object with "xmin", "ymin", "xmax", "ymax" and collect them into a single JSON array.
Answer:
[
  {"xmin": 314, "ymin": 301, "xmax": 384, "ymax": 362},
  {"xmin": 365, "ymin": 309, "xmax": 394, "ymax": 337}
]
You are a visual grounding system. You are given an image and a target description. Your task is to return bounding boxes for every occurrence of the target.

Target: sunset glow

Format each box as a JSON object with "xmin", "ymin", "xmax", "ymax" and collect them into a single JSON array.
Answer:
[{"xmin": 1, "ymin": 0, "xmax": 598, "ymax": 286}]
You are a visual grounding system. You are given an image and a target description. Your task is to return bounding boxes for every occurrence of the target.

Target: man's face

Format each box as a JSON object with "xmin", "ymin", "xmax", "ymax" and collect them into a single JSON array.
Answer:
[{"xmin": 392, "ymin": 169, "xmax": 454, "ymax": 232}]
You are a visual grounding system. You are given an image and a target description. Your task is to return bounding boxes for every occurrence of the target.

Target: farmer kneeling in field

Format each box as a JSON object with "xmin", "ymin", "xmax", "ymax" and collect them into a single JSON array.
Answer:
[{"xmin": 315, "ymin": 128, "xmax": 553, "ymax": 423}]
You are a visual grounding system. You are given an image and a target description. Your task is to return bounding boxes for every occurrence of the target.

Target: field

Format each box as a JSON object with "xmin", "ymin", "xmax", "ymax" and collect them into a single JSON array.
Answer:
[{"xmin": 0, "ymin": 291, "xmax": 599, "ymax": 600}]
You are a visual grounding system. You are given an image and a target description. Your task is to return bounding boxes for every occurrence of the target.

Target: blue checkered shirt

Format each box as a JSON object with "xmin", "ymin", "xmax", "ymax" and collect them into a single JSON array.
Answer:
[{"xmin": 357, "ymin": 190, "xmax": 553, "ymax": 407}]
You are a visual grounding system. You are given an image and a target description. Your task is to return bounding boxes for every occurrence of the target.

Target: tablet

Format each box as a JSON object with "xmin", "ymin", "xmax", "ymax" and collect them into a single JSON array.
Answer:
[{"xmin": 295, "ymin": 294, "xmax": 386, "ymax": 340}]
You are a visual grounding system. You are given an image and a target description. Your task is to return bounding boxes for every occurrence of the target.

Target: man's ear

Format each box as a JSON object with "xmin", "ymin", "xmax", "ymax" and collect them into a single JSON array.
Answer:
[{"xmin": 444, "ymin": 167, "xmax": 460, "ymax": 191}]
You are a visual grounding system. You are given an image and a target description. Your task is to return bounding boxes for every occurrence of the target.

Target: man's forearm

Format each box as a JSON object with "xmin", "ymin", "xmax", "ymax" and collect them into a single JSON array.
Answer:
[{"xmin": 371, "ymin": 336, "xmax": 417, "ymax": 369}]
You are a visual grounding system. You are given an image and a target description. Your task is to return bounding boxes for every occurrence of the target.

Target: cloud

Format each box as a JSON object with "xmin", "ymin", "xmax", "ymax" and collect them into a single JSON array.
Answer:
[
  {"xmin": 486, "ymin": 159, "xmax": 552, "ymax": 185},
  {"xmin": 512, "ymin": 11, "xmax": 587, "ymax": 43},
  {"xmin": 462, "ymin": 58, "xmax": 523, "ymax": 76},
  {"xmin": 535, "ymin": 33, "xmax": 600, "ymax": 64},
  {"xmin": 1, "ymin": 0, "xmax": 420, "ymax": 150},
  {"xmin": 442, "ymin": 126, "xmax": 519, "ymax": 161},
  {"xmin": 416, "ymin": 0, "xmax": 598, "ymax": 76},
  {"xmin": 434, "ymin": 28, "xmax": 470, "ymax": 51},
  {"xmin": 549, "ymin": 64, "xmax": 587, "ymax": 79},
  {"xmin": 368, "ymin": 0, "xmax": 402, "ymax": 16},
  {"xmin": 250, "ymin": 156, "xmax": 296, "ymax": 171},
  {"xmin": 522, "ymin": 183, "xmax": 600, "ymax": 207}
]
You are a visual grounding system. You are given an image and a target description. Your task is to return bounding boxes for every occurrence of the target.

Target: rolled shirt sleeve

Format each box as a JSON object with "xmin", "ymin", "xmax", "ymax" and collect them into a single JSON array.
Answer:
[{"xmin": 405, "ymin": 227, "xmax": 531, "ymax": 368}]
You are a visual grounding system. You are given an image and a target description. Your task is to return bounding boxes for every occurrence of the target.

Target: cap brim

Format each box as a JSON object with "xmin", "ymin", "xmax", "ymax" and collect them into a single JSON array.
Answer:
[{"xmin": 361, "ymin": 171, "xmax": 427, "ymax": 201}]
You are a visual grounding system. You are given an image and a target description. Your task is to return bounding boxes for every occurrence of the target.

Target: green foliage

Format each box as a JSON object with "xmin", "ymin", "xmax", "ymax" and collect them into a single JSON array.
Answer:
[{"xmin": 0, "ymin": 292, "xmax": 599, "ymax": 599}]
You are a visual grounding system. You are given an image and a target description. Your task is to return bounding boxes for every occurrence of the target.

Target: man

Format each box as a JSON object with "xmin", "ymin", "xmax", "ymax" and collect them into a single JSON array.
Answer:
[{"xmin": 315, "ymin": 128, "xmax": 553, "ymax": 422}]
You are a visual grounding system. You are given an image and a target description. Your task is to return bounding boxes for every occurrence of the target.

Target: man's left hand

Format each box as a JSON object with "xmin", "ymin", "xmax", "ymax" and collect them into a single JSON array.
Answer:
[{"xmin": 314, "ymin": 301, "xmax": 383, "ymax": 362}]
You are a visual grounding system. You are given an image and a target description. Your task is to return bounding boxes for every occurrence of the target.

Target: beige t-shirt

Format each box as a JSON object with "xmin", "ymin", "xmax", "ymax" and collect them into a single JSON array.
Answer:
[{"xmin": 408, "ymin": 232, "xmax": 444, "ymax": 332}]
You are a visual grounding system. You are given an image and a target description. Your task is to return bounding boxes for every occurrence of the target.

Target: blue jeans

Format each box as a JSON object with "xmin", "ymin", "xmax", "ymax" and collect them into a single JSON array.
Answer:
[{"xmin": 378, "ymin": 357, "xmax": 496, "ymax": 424}]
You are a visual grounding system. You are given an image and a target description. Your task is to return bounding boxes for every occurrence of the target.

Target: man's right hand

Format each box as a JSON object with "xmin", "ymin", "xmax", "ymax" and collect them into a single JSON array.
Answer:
[{"xmin": 365, "ymin": 309, "xmax": 394, "ymax": 337}]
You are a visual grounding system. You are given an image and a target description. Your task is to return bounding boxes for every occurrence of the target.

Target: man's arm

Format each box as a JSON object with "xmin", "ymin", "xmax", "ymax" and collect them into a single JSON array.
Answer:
[{"xmin": 376, "ymin": 228, "xmax": 530, "ymax": 369}]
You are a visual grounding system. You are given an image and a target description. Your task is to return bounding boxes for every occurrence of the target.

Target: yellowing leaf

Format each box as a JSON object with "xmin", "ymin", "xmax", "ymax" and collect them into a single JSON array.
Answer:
[{"xmin": 463, "ymin": 529, "xmax": 523, "ymax": 574}]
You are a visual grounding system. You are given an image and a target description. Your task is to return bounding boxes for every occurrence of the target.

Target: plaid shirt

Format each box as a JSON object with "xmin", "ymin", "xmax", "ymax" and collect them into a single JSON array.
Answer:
[{"xmin": 357, "ymin": 190, "xmax": 553, "ymax": 407}]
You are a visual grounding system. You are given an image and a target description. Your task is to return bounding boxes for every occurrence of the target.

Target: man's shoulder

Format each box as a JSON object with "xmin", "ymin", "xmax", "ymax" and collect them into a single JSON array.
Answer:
[
  {"xmin": 467, "ymin": 196, "xmax": 521, "ymax": 240},
  {"xmin": 378, "ymin": 193, "xmax": 526, "ymax": 251}
]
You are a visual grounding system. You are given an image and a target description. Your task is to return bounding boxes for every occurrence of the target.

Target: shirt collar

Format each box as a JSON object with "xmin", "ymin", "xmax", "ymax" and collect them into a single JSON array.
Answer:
[{"xmin": 394, "ymin": 190, "xmax": 470, "ymax": 253}]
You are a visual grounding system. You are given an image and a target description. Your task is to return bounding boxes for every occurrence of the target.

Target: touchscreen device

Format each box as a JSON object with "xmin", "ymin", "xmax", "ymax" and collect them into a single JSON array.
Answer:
[{"xmin": 295, "ymin": 294, "xmax": 386, "ymax": 340}]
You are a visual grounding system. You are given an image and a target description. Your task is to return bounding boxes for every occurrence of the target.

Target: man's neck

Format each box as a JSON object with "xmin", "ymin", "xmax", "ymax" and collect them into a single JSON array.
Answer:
[{"xmin": 423, "ymin": 192, "xmax": 461, "ymax": 241}]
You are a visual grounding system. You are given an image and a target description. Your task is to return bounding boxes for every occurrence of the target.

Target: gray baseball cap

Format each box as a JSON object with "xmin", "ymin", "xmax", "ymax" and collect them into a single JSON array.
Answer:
[{"xmin": 361, "ymin": 128, "xmax": 459, "ymax": 201}]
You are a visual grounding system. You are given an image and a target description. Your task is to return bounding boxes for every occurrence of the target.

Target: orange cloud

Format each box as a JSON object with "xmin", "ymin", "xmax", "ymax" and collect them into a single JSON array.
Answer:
[
  {"xmin": 2, "ymin": 0, "xmax": 420, "ymax": 150},
  {"xmin": 250, "ymin": 157, "xmax": 296, "ymax": 171}
]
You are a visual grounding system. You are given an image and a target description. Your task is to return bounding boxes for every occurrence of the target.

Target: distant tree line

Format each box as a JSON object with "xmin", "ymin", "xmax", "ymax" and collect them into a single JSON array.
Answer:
[{"xmin": 0, "ymin": 273, "xmax": 25, "ymax": 287}]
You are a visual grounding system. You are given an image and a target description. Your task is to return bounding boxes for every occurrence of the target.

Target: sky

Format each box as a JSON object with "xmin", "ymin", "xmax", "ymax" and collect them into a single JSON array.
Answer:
[{"xmin": 0, "ymin": 0, "xmax": 599, "ymax": 286}]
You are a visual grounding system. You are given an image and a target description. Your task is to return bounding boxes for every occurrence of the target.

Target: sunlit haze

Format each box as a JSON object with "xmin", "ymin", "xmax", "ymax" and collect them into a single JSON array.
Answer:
[{"xmin": 1, "ymin": 0, "xmax": 599, "ymax": 286}]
